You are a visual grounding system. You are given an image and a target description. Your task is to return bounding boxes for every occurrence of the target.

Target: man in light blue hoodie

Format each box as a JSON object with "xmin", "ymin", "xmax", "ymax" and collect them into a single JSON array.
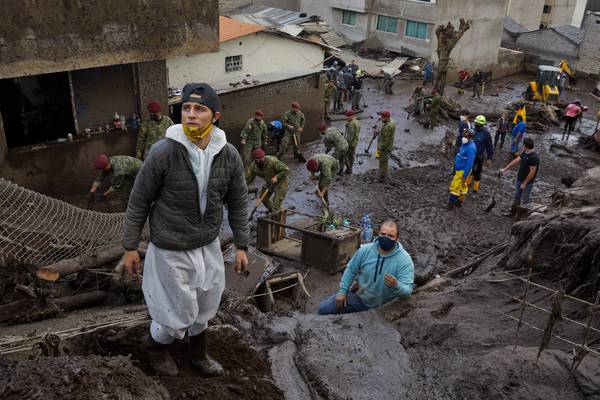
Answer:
[{"xmin": 318, "ymin": 220, "xmax": 414, "ymax": 315}]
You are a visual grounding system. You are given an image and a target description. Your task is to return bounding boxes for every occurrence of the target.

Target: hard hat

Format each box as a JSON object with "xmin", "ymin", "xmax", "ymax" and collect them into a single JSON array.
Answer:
[
  {"xmin": 271, "ymin": 120, "xmax": 282, "ymax": 130},
  {"xmin": 474, "ymin": 115, "xmax": 487, "ymax": 125}
]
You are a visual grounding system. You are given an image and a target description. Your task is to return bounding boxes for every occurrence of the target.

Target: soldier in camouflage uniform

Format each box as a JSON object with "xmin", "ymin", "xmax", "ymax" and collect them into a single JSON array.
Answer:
[
  {"xmin": 319, "ymin": 123, "xmax": 348, "ymax": 175},
  {"xmin": 277, "ymin": 102, "xmax": 306, "ymax": 162},
  {"xmin": 136, "ymin": 101, "xmax": 174, "ymax": 160},
  {"xmin": 427, "ymin": 89, "xmax": 442, "ymax": 129},
  {"xmin": 240, "ymin": 109, "xmax": 268, "ymax": 168},
  {"xmin": 90, "ymin": 154, "xmax": 143, "ymax": 207},
  {"xmin": 245, "ymin": 149, "xmax": 289, "ymax": 213},
  {"xmin": 344, "ymin": 110, "xmax": 361, "ymax": 174},
  {"xmin": 306, "ymin": 154, "xmax": 339, "ymax": 205},
  {"xmin": 324, "ymin": 80, "xmax": 336, "ymax": 119},
  {"xmin": 375, "ymin": 110, "xmax": 396, "ymax": 182}
]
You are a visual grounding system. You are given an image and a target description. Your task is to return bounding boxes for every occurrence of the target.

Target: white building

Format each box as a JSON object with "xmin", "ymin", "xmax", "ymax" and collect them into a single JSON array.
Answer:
[{"xmin": 166, "ymin": 16, "xmax": 327, "ymax": 90}]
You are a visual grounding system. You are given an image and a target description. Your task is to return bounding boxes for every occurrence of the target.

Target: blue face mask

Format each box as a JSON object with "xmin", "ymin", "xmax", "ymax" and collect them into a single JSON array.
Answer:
[{"xmin": 378, "ymin": 236, "xmax": 396, "ymax": 251}]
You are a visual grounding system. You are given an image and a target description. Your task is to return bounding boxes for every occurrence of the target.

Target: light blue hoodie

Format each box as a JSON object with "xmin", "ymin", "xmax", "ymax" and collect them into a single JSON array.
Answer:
[{"xmin": 338, "ymin": 238, "xmax": 414, "ymax": 308}]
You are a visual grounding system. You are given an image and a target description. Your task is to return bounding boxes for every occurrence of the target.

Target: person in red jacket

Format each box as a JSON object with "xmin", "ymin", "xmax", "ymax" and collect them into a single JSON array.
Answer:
[{"xmin": 458, "ymin": 70, "xmax": 469, "ymax": 95}]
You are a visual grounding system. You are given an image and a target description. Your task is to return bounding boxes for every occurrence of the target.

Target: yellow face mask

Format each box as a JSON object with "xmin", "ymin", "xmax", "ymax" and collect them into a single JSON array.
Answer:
[{"xmin": 183, "ymin": 122, "xmax": 213, "ymax": 142}]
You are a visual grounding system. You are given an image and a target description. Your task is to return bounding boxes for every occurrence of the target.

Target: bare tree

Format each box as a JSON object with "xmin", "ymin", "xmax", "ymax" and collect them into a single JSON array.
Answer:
[{"xmin": 435, "ymin": 19, "xmax": 471, "ymax": 95}]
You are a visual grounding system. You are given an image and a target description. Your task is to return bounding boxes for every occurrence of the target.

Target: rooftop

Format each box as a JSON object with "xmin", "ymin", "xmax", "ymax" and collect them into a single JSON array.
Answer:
[
  {"xmin": 219, "ymin": 16, "xmax": 264, "ymax": 43},
  {"xmin": 503, "ymin": 16, "xmax": 528, "ymax": 34},
  {"xmin": 229, "ymin": 6, "xmax": 313, "ymax": 27},
  {"xmin": 552, "ymin": 25, "xmax": 585, "ymax": 45}
]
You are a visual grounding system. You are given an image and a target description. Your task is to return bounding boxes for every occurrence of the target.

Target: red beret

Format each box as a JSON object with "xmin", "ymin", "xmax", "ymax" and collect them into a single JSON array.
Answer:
[
  {"xmin": 345, "ymin": 110, "xmax": 354, "ymax": 117},
  {"xmin": 147, "ymin": 101, "xmax": 161, "ymax": 113},
  {"xmin": 380, "ymin": 110, "xmax": 391, "ymax": 118},
  {"xmin": 306, "ymin": 158, "xmax": 319, "ymax": 172},
  {"xmin": 94, "ymin": 154, "xmax": 109, "ymax": 170},
  {"xmin": 319, "ymin": 123, "xmax": 328, "ymax": 131},
  {"xmin": 291, "ymin": 102, "xmax": 300, "ymax": 109},
  {"xmin": 255, "ymin": 109, "xmax": 264, "ymax": 116},
  {"xmin": 252, "ymin": 148, "xmax": 266, "ymax": 160}
]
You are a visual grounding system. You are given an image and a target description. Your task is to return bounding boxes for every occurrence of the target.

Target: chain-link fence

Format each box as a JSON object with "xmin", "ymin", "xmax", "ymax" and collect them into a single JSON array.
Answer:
[{"xmin": 0, "ymin": 179, "xmax": 128, "ymax": 267}]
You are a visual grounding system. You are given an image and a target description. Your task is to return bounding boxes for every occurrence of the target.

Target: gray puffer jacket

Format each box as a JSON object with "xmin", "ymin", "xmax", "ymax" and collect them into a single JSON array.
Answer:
[{"xmin": 122, "ymin": 131, "xmax": 249, "ymax": 251}]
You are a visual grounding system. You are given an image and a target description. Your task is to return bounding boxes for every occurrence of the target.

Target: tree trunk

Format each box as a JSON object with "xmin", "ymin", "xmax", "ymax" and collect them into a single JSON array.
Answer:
[{"xmin": 434, "ymin": 19, "xmax": 471, "ymax": 95}]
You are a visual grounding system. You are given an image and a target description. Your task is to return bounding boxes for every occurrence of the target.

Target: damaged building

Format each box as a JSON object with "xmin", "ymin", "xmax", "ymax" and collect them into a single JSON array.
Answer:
[{"xmin": 0, "ymin": 1, "xmax": 218, "ymax": 197}]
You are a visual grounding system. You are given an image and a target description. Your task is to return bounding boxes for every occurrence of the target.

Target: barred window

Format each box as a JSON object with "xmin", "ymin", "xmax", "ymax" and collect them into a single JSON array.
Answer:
[{"xmin": 225, "ymin": 55, "xmax": 243, "ymax": 72}]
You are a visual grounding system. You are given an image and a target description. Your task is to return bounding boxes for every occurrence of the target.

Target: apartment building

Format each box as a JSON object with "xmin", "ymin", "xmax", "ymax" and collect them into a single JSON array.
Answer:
[
  {"xmin": 508, "ymin": 0, "xmax": 588, "ymax": 29},
  {"xmin": 300, "ymin": 0, "xmax": 509, "ymax": 69}
]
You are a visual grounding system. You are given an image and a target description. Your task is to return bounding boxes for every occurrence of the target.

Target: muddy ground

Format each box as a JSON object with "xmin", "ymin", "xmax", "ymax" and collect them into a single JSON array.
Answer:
[{"xmin": 2, "ymin": 74, "xmax": 600, "ymax": 399}]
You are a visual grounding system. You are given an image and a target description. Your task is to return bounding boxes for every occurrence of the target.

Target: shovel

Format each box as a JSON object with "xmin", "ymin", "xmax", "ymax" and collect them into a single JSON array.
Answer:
[
  {"xmin": 293, "ymin": 133, "xmax": 306, "ymax": 162},
  {"xmin": 485, "ymin": 175, "xmax": 501, "ymax": 213},
  {"xmin": 249, "ymin": 186, "xmax": 271, "ymax": 221},
  {"xmin": 315, "ymin": 185, "xmax": 333, "ymax": 216}
]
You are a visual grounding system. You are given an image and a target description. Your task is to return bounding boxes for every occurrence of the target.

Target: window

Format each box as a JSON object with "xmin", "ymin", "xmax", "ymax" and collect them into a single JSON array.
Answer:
[
  {"xmin": 543, "ymin": 5, "xmax": 552, "ymax": 14},
  {"xmin": 342, "ymin": 10, "xmax": 356, "ymax": 26},
  {"xmin": 225, "ymin": 55, "xmax": 242, "ymax": 72},
  {"xmin": 405, "ymin": 20, "xmax": 428, "ymax": 39},
  {"xmin": 376, "ymin": 15, "xmax": 398, "ymax": 33}
]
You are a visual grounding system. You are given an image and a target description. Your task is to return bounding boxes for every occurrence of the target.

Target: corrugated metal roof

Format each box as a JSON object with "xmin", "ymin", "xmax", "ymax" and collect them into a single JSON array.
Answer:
[
  {"xmin": 219, "ymin": 16, "xmax": 264, "ymax": 43},
  {"xmin": 552, "ymin": 25, "xmax": 584, "ymax": 44},
  {"xmin": 503, "ymin": 16, "xmax": 528, "ymax": 34},
  {"xmin": 320, "ymin": 30, "xmax": 349, "ymax": 48},
  {"xmin": 231, "ymin": 6, "xmax": 311, "ymax": 27}
]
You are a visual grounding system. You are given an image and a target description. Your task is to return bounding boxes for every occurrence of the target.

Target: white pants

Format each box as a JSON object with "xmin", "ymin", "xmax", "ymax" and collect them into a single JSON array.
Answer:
[{"xmin": 142, "ymin": 238, "xmax": 225, "ymax": 344}]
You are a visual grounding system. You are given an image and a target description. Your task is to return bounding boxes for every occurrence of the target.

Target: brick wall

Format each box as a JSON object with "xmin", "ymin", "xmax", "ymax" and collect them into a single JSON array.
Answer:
[{"xmin": 218, "ymin": 73, "xmax": 324, "ymax": 148}]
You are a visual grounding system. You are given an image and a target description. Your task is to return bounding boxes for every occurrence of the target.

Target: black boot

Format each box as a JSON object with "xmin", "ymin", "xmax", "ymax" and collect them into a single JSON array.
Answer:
[
  {"xmin": 190, "ymin": 331, "xmax": 224, "ymax": 377},
  {"xmin": 143, "ymin": 334, "xmax": 179, "ymax": 376}
]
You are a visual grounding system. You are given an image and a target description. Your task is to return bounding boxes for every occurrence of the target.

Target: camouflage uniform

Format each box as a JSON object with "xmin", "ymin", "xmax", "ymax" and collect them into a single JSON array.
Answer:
[
  {"xmin": 324, "ymin": 84, "xmax": 336, "ymax": 119},
  {"xmin": 240, "ymin": 117, "xmax": 268, "ymax": 168},
  {"xmin": 428, "ymin": 94, "xmax": 442, "ymax": 128},
  {"xmin": 411, "ymin": 87, "xmax": 425, "ymax": 116},
  {"xmin": 377, "ymin": 119, "xmax": 396, "ymax": 180},
  {"xmin": 322, "ymin": 127, "xmax": 348, "ymax": 170},
  {"xmin": 245, "ymin": 155, "xmax": 289, "ymax": 213},
  {"xmin": 310, "ymin": 154, "xmax": 339, "ymax": 204},
  {"xmin": 277, "ymin": 109, "xmax": 306, "ymax": 161},
  {"xmin": 93, "ymin": 155, "xmax": 142, "ymax": 206},
  {"xmin": 136, "ymin": 116, "xmax": 174, "ymax": 159},
  {"xmin": 345, "ymin": 118, "xmax": 361, "ymax": 174}
]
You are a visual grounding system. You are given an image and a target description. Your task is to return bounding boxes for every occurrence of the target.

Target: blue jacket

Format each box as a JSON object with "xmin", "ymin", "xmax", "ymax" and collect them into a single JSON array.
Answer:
[
  {"xmin": 512, "ymin": 121, "xmax": 526, "ymax": 137},
  {"xmin": 474, "ymin": 127, "xmax": 494, "ymax": 159},
  {"xmin": 338, "ymin": 239, "xmax": 414, "ymax": 308},
  {"xmin": 454, "ymin": 140, "xmax": 477, "ymax": 178}
]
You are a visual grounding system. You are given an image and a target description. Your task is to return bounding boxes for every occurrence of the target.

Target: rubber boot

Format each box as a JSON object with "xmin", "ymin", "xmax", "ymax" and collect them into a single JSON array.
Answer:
[
  {"xmin": 503, "ymin": 200, "xmax": 520, "ymax": 217},
  {"xmin": 143, "ymin": 334, "xmax": 179, "ymax": 376},
  {"xmin": 473, "ymin": 180, "xmax": 480, "ymax": 193},
  {"xmin": 190, "ymin": 331, "xmax": 224, "ymax": 377},
  {"xmin": 457, "ymin": 194, "xmax": 465, "ymax": 207},
  {"xmin": 447, "ymin": 200, "xmax": 456, "ymax": 210}
]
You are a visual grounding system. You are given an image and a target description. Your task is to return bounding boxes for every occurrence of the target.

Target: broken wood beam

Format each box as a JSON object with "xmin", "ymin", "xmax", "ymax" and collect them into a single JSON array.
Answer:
[
  {"xmin": 51, "ymin": 290, "xmax": 109, "ymax": 312},
  {"xmin": 37, "ymin": 244, "xmax": 147, "ymax": 282}
]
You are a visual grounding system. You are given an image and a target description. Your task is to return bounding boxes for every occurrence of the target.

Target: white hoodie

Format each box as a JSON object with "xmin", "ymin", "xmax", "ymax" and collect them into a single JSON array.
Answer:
[{"xmin": 166, "ymin": 123, "xmax": 227, "ymax": 214}]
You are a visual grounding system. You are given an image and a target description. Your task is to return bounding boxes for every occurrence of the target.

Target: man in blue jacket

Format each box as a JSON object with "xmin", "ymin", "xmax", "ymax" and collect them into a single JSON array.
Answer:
[
  {"xmin": 448, "ymin": 129, "xmax": 476, "ymax": 209},
  {"xmin": 318, "ymin": 220, "xmax": 414, "ymax": 315},
  {"xmin": 469, "ymin": 115, "xmax": 494, "ymax": 193}
]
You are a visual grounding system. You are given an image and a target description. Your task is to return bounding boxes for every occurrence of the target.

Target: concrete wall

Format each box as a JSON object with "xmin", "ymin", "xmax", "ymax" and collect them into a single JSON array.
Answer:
[
  {"xmin": 167, "ymin": 33, "xmax": 324, "ymax": 89},
  {"xmin": 218, "ymin": 74, "xmax": 324, "ymax": 148},
  {"xmin": 543, "ymin": 0, "xmax": 588, "ymax": 27},
  {"xmin": 137, "ymin": 60, "xmax": 169, "ymax": 120},
  {"xmin": 0, "ymin": 131, "xmax": 136, "ymax": 197},
  {"xmin": 576, "ymin": 12, "xmax": 600, "ymax": 75},
  {"xmin": 507, "ymin": 0, "xmax": 545, "ymax": 30},
  {"xmin": 0, "ymin": 0, "xmax": 219, "ymax": 79},
  {"xmin": 71, "ymin": 65, "xmax": 137, "ymax": 131},
  {"xmin": 331, "ymin": 8, "xmax": 370, "ymax": 43},
  {"xmin": 514, "ymin": 29, "xmax": 579, "ymax": 64}
]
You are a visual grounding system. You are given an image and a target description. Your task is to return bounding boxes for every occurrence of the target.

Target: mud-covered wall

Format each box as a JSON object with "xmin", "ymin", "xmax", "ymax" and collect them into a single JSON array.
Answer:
[
  {"xmin": 0, "ymin": 131, "xmax": 137, "ymax": 197},
  {"xmin": 217, "ymin": 73, "xmax": 324, "ymax": 148},
  {"xmin": 0, "ymin": 0, "xmax": 219, "ymax": 79},
  {"xmin": 71, "ymin": 65, "xmax": 137, "ymax": 131},
  {"xmin": 137, "ymin": 60, "xmax": 169, "ymax": 120}
]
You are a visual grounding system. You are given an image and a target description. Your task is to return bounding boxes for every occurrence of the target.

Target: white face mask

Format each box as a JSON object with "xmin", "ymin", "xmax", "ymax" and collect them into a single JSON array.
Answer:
[
  {"xmin": 460, "ymin": 116, "xmax": 466, "ymax": 121},
  {"xmin": 462, "ymin": 137, "xmax": 469, "ymax": 144}
]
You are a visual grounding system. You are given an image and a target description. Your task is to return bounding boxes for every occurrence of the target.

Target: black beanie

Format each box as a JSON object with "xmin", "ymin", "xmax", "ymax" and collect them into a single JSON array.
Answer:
[{"xmin": 181, "ymin": 83, "xmax": 220, "ymax": 114}]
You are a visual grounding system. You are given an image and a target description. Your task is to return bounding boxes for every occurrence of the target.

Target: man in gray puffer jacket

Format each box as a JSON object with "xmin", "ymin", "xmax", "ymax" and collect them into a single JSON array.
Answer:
[{"xmin": 122, "ymin": 83, "xmax": 249, "ymax": 377}]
